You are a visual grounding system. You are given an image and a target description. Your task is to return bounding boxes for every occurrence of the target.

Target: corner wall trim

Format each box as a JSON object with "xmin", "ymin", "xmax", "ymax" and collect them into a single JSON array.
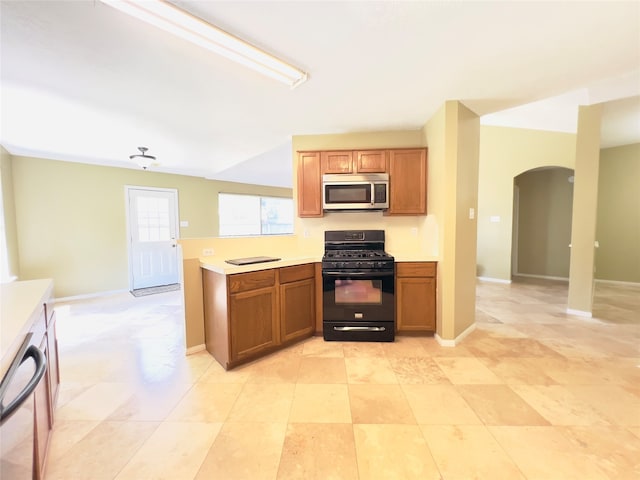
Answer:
[
  {"xmin": 186, "ymin": 344, "xmax": 206, "ymax": 355},
  {"xmin": 477, "ymin": 277, "xmax": 511, "ymax": 284},
  {"xmin": 435, "ymin": 322, "xmax": 477, "ymax": 347},
  {"xmin": 595, "ymin": 279, "xmax": 640, "ymax": 287},
  {"xmin": 54, "ymin": 289, "xmax": 129, "ymax": 303},
  {"xmin": 566, "ymin": 308, "xmax": 592, "ymax": 318},
  {"xmin": 513, "ymin": 273, "xmax": 569, "ymax": 282}
]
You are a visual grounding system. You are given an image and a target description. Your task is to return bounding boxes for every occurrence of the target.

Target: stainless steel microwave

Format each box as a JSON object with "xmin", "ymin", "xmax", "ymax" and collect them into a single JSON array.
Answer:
[{"xmin": 322, "ymin": 173, "xmax": 389, "ymax": 211}]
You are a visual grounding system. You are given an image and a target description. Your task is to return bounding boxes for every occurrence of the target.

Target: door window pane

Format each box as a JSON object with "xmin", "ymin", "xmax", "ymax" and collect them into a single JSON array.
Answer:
[{"xmin": 137, "ymin": 196, "xmax": 171, "ymax": 242}]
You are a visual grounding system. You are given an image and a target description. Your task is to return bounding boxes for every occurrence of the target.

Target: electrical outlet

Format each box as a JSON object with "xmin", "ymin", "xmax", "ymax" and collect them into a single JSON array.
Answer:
[
  {"xmin": 303, "ymin": 229, "xmax": 311, "ymax": 238},
  {"xmin": 410, "ymin": 227, "xmax": 418, "ymax": 237},
  {"xmin": 203, "ymin": 248, "xmax": 214, "ymax": 256}
]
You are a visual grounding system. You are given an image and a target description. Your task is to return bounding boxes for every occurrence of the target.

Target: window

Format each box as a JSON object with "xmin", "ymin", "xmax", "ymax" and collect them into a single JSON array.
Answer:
[{"xmin": 218, "ymin": 193, "xmax": 293, "ymax": 237}]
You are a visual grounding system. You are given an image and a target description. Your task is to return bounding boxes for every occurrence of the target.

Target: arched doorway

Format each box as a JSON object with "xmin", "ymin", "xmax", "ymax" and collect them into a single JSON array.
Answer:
[{"xmin": 511, "ymin": 166, "xmax": 575, "ymax": 280}]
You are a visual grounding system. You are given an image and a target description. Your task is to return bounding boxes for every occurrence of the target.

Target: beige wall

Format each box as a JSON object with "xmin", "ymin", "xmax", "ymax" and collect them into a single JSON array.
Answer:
[
  {"xmin": 292, "ymin": 130, "xmax": 437, "ymax": 258},
  {"xmin": 477, "ymin": 126, "xmax": 576, "ymax": 280},
  {"xmin": 595, "ymin": 143, "xmax": 640, "ymax": 283},
  {"xmin": 10, "ymin": 155, "xmax": 291, "ymax": 297},
  {"xmin": 515, "ymin": 167, "xmax": 574, "ymax": 278},
  {"xmin": 0, "ymin": 147, "xmax": 20, "ymax": 279}
]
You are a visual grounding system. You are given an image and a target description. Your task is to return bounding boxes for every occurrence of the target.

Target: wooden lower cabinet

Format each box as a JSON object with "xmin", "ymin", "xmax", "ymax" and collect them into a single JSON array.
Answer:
[
  {"xmin": 229, "ymin": 286, "xmax": 278, "ymax": 361},
  {"xmin": 203, "ymin": 263, "xmax": 316, "ymax": 369},
  {"xmin": 396, "ymin": 262, "xmax": 436, "ymax": 332},
  {"xmin": 280, "ymin": 278, "xmax": 315, "ymax": 344}
]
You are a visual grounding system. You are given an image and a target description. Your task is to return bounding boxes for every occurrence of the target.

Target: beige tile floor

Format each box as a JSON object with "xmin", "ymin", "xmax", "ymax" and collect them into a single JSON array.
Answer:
[{"xmin": 46, "ymin": 278, "xmax": 640, "ymax": 479}]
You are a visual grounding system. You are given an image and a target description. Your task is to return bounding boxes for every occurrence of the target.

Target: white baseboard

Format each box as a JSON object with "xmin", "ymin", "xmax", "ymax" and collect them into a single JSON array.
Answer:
[
  {"xmin": 566, "ymin": 308, "xmax": 592, "ymax": 318},
  {"xmin": 54, "ymin": 289, "xmax": 129, "ymax": 303},
  {"xmin": 477, "ymin": 277, "xmax": 511, "ymax": 284},
  {"xmin": 513, "ymin": 273, "xmax": 569, "ymax": 281},
  {"xmin": 186, "ymin": 344, "xmax": 206, "ymax": 355},
  {"xmin": 435, "ymin": 322, "xmax": 477, "ymax": 347},
  {"xmin": 595, "ymin": 279, "xmax": 640, "ymax": 287}
]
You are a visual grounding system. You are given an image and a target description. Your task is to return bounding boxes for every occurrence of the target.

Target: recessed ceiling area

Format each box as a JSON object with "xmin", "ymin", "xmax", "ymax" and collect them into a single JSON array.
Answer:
[{"xmin": 1, "ymin": 1, "xmax": 639, "ymax": 188}]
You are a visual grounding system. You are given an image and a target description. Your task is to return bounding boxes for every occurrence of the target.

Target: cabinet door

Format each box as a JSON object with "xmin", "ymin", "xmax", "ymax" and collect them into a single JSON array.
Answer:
[
  {"xmin": 229, "ymin": 286, "xmax": 278, "ymax": 361},
  {"xmin": 34, "ymin": 336, "xmax": 52, "ymax": 479},
  {"xmin": 388, "ymin": 148, "xmax": 427, "ymax": 215},
  {"xmin": 47, "ymin": 313, "xmax": 60, "ymax": 417},
  {"xmin": 280, "ymin": 278, "xmax": 315, "ymax": 344},
  {"xmin": 354, "ymin": 150, "xmax": 387, "ymax": 173},
  {"xmin": 321, "ymin": 151, "xmax": 353, "ymax": 174},
  {"xmin": 396, "ymin": 277, "xmax": 436, "ymax": 331},
  {"xmin": 297, "ymin": 152, "xmax": 323, "ymax": 217}
]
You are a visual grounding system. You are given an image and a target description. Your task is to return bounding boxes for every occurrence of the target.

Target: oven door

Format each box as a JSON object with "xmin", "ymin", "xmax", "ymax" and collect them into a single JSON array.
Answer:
[{"xmin": 322, "ymin": 270, "xmax": 395, "ymax": 341}]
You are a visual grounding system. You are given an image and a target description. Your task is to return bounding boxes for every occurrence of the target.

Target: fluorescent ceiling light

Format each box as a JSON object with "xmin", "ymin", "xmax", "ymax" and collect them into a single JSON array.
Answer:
[{"xmin": 100, "ymin": 0, "xmax": 308, "ymax": 88}]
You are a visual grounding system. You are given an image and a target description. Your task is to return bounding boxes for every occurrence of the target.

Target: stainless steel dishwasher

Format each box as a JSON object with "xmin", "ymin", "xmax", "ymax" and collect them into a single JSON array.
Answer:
[{"xmin": 0, "ymin": 333, "xmax": 47, "ymax": 480}]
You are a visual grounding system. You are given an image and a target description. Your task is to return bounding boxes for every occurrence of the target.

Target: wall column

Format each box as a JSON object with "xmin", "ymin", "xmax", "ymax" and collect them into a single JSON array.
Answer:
[
  {"xmin": 428, "ymin": 101, "xmax": 480, "ymax": 342},
  {"xmin": 567, "ymin": 104, "xmax": 602, "ymax": 315}
]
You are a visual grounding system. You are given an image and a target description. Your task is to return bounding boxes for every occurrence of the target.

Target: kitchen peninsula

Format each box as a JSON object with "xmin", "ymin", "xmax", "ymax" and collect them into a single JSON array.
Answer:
[
  {"xmin": 180, "ymin": 239, "xmax": 438, "ymax": 370},
  {"xmin": 200, "ymin": 257, "xmax": 319, "ymax": 370}
]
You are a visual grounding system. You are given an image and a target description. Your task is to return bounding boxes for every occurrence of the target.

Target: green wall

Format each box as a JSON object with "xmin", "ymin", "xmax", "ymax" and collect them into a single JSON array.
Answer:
[
  {"xmin": 476, "ymin": 126, "xmax": 576, "ymax": 280},
  {"xmin": 515, "ymin": 167, "xmax": 574, "ymax": 278},
  {"xmin": 1, "ymin": 147, "xmax": 20, "ymax": 280},
  {"xmin": 9, "ymin": 155, "xmax": 291, "ymax": 297},
  {"xmin": 595, "ymin": 143, "xmax": 640, "ymax": 283}
]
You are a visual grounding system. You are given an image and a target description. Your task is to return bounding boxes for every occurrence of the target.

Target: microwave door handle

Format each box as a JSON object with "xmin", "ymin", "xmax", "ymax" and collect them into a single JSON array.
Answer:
[{"xmin": 370, "ymin": 182, "xmax": 375, "ymax": 205}]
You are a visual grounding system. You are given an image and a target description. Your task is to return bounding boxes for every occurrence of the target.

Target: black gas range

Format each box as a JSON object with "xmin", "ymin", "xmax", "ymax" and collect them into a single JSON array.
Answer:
[{"xmin": 321, "ymin": 230, "xmax": 395, "ymax": 342}]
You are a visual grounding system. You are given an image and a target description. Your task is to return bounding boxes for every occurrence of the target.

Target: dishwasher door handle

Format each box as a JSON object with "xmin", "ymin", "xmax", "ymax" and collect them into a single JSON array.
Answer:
[{"xmin": 0, "ymin": 344, "xmax": 47, "ymax": 424}]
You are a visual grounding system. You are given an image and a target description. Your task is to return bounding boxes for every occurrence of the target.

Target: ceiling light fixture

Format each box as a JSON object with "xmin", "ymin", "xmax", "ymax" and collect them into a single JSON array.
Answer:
[
  {"xmin": 99, "ymin": 0, "xmax": 308, "ymax": 88},
  {"xmin": 130, "ymin": 146, "xmax": 156, "ymax": 169}
]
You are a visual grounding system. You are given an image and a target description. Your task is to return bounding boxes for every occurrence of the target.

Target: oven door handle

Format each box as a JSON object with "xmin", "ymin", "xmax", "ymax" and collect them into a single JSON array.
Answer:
[
  {"xmin": 334, "ymin": 326, "xmax": 387, "ymax": 332},
  {"xmin": 322, "ymin": 271, "xmax": 393, "ymax": 277}
]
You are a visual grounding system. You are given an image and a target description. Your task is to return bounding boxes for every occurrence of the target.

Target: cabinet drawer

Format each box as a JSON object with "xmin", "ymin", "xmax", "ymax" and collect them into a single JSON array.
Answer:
[
  {"xmin": 280, "ymin": 263, "xmax": 314, "ymax": 284},
  {"xmin": 396, "ymin": 262, "xmax": 436, "ymax": 277},
  {"xmin": 229, "ymin": 269, "xmax": 276, "ymax": 293}
]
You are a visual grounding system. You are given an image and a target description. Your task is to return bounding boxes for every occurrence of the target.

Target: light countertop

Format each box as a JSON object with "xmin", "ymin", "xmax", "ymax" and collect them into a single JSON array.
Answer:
[
  {"xmin": 200, "ymin": 256, "xmax": 320, "ymax": 275},
  {"xmin": 1, "ymin": 279, "xmax": 53, "ymax": 380},
  {"xmin": 200, "ymin": 254, "xmax": 438, "ymax": 275}
]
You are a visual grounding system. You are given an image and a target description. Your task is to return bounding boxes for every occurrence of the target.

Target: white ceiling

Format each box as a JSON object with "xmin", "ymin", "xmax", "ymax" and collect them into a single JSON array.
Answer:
[{"xmin": 1, "ymin": 1, "xmax": 639, "ymax": 188}]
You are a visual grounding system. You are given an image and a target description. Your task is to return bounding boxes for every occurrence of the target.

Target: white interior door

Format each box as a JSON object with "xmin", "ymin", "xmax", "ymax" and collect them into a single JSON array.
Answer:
[{"xmin": 127, "ymin": 187, "xmax": 179, "ymax": 290}]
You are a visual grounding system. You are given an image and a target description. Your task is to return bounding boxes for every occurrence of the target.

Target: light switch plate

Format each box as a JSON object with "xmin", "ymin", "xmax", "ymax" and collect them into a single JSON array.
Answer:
[
  {"xmin": 180, "ymin": 220, "xmax": 189, "ymax": 227},
  {"xmin": 202, "ymin": 248, "xmax": 214, "ymax": 256},
  {"xmin": 469, "ymin": 208, "xmax": 475, "ymax": 220}
]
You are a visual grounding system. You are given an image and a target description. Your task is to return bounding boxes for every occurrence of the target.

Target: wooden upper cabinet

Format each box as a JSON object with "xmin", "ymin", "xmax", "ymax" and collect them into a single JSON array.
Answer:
[
  {"xmin": 297, "ymin": 151, "xmax": 323, "ymax": 217},
  {"xmin": 321, "ymin": 151, "xmax": 353, "ymax": 174},
  {"xmin": 387, "ymin": 148, "xmax": 427, "ymax": 215},
  {"xmin": 354, "ymin": 150, "xmax": 387, "ymax": 173}
]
